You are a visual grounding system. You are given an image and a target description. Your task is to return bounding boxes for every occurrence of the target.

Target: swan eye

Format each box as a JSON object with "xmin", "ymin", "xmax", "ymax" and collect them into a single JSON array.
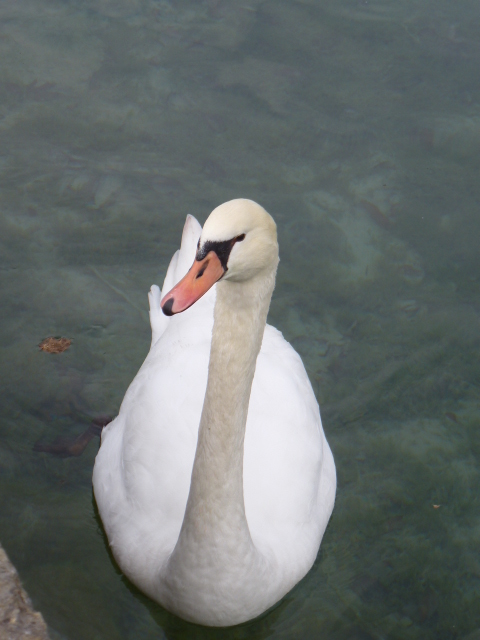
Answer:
[{"xmin": 196, "ymin": 234, "xmax": 245, "ymax": 270}]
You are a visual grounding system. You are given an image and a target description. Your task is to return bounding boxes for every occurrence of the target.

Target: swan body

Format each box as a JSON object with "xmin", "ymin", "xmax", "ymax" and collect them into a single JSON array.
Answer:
[{"xmin": 93, "ymin": 199, "xmax": 336, "ymax": 626}]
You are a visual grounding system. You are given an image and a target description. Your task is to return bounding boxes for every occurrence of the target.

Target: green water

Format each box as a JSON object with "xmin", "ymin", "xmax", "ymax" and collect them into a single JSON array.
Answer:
[{"xmin": 1, "ymin": 0, "xmax": 480, "ymax": 638}]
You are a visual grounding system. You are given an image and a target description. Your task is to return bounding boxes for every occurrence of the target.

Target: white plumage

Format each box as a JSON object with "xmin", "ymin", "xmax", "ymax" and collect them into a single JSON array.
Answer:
[{"xmin": 93, "ymin": 200, "xmax": 336, "ymax": 626}]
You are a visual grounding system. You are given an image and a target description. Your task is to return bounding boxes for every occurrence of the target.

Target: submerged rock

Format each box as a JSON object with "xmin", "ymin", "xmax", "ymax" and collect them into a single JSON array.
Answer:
[{"xmin": 0, "ymin": 543, "xmax": 49, "ymax": 639}]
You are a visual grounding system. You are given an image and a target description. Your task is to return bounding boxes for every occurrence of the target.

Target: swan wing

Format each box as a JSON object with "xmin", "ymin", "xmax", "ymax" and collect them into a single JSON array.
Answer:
[{"xmin": 149, "ymin": 215, "xmax": 203, "ymax": 347}]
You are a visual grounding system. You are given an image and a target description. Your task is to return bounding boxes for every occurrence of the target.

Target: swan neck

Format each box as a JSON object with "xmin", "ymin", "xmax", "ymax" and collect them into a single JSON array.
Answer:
[
  {"xmin": 166, "ymin": 265, "xmax": 277, "ymax": 590},
  {"xmin": 192, "ymin": 272, "xmax": 275, "ymax": 519}
]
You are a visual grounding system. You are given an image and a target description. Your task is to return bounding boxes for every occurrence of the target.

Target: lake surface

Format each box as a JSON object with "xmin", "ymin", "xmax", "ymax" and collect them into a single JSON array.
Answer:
[{"xmin": 1, "ymin": 0, "xmax": 480, "ymax": 638}]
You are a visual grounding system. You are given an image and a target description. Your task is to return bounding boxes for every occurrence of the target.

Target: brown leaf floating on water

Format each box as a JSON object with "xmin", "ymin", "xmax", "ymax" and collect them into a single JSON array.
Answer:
[{"xmin": 38, "ymin": 336, "xmax": 71, "ymax": 353}]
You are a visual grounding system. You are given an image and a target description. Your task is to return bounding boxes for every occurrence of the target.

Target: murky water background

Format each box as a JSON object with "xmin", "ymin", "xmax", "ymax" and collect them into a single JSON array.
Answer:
[{"xmin": 1, "ymin": 0, "xmax": 480, "ymax": 638}]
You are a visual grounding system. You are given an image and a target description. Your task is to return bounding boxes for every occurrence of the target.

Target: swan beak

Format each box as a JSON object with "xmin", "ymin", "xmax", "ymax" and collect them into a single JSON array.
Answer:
[{"xmin": 161, "ymin": 251, "xmax": 224, "ymax": 316}]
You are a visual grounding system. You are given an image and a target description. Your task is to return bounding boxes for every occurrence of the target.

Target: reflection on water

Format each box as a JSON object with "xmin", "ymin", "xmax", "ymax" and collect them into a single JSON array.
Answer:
[{"xmin": 1, "ymin": 0, "xmax": 479, "ymax": 638}]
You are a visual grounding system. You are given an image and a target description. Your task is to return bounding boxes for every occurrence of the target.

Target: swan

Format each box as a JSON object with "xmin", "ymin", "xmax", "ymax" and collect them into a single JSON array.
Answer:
[{"xmin": 93, "ymin": 199, "xmax": 336, "ymax": 627}]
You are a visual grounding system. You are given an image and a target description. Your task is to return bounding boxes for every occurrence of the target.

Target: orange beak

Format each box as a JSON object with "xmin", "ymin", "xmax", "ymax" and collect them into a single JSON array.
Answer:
[{"xmin": 161, "ymin": 251, "xmax": 225, "ymax": 315}]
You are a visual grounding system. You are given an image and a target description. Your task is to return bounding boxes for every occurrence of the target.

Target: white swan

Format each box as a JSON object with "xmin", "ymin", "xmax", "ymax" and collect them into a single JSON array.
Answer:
[{"xmin": 93, "ymin": 199, "xmax": 336, "ymax": 627}]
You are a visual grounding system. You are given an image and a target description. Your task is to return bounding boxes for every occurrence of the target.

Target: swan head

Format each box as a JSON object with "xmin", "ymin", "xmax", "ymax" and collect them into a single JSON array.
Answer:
[{"xmin": 161, "ymin": 199, "xmax": 278, "ymax": 315}]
